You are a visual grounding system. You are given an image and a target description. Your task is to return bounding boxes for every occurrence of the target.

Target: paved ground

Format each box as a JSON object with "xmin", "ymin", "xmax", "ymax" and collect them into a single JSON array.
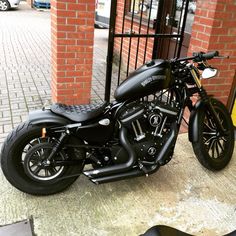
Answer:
[
  {"xmin": 0, "ymin": 2, "xmax": 111, "ymax": 144},
  {"xmin": 0, "ymin": 3, "xmax": 51, "ymax": 144},
  {"xmin": 0, "ymin": 2, "xmax": 236, "ymax": 236}
]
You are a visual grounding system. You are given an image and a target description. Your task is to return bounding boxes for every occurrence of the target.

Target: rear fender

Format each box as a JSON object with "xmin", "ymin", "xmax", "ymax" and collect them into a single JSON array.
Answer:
[
  {"xmin": 188, "ymin": 100, "xmax": 206, "ymax": 143},
  {"xmin": 28, "ymin": 109, "xmax": 70, "ymax": 126},
  {"xmin": 29, "ymin": 109, "xmax": 85, "ymax": 146}
]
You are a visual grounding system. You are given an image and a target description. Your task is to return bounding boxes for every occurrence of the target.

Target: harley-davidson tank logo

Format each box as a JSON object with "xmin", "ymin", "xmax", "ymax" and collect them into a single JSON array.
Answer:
[{"xmin": 141, "ymin": 75, "xmax": 166, "ymax": 87}]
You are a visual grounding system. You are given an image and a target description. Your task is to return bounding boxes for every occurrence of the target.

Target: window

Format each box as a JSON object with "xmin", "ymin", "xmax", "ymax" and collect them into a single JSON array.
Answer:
[{"xmin": 129, "ymin": 0, "xmax": 159, "ymax": 21}]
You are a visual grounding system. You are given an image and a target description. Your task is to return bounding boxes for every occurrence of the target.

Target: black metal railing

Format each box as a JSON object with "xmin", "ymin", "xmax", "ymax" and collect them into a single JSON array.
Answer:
[{"xmin": 105, "ymin": 0, "xmax": 190, "ymax": 101}]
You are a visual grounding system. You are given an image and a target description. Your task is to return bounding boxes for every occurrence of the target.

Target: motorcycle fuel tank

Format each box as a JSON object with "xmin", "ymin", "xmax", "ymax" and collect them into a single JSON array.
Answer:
[{"xmin": 114, "ymin": 59, "xmax": 172, "ymax": 102}]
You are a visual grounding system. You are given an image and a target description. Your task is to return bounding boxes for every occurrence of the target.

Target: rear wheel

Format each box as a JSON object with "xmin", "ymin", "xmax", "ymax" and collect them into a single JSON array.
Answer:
[
  {"xmin": 0, "ymin": 0, "xmax": 10, "ymax": 11},
  {"xmin": 192, "ymin": 99, "xmax": 234, "ymax": 171},
  {"xmin": 1, "ymin": 122, "xmax": 85, "ymax": 195}
]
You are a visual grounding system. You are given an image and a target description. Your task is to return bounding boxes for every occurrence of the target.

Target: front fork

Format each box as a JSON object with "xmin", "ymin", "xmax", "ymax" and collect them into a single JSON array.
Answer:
[{"xmin": 190, "ymin": 67, "xmax": 226, "ymax": 134}]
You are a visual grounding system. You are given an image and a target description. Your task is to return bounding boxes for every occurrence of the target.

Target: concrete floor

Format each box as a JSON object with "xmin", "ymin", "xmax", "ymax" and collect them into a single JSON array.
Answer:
[
  {"xmin": 0, "ymin": 2, "xmax": 235, "ymax": 236},
  {"xmin": 0, "ymin": 134, "xmax": 235, "ymax": 236}
]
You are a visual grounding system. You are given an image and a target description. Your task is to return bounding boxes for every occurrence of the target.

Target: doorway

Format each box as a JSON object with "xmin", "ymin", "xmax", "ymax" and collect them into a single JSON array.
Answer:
[{"xmin": 105, "ymin": 0, "xmax": 193, "ymax": 101}]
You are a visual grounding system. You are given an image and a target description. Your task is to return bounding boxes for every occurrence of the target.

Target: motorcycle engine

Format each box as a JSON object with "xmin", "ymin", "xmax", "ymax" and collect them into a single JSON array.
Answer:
[{"xmin": 117, "ymin": 100, "xmax": 178, "ymax": 163}]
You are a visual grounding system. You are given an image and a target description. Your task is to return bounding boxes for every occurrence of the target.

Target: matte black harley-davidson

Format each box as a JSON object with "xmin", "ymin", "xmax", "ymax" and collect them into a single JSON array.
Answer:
[{"xmin": 1, "ymin": 51, "xmax": 235, "ymax": 195}]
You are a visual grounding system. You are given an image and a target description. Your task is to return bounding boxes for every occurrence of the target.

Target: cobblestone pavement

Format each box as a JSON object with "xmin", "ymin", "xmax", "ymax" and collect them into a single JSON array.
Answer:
[
  {"xmin": 0, "ymin": 3, "xmax": 51, "ymax": 144},
  {"xmin": 0, "ymin": 3, "xmax": 112, "ymax": 145}
]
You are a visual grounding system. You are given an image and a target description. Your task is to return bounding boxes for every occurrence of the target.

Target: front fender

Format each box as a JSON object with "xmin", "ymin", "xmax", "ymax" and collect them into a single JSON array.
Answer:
[
  {"xmin": 188, "ymin": 100, "xmax": 206, "ymax": 143},
  {"xmin": 28, "ymin": 109, "xmax": 70, "ymax": 126}
]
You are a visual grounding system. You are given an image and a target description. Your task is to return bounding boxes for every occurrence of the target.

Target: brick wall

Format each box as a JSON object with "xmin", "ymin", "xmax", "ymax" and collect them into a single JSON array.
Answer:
[
  {"xmin": 188, "ymin": 0, "xmax": 236, "ymax": 105},
  {"xmin": 51, "ymin": 0, "xmax": 95, "ymax": 105},
  {"xmin": 114, "ymin": 0, "xmax": 155, "ymax": 72},
  {"xmin": 115, "ymin": 0, "xmax": 236, "ymax": 105}
]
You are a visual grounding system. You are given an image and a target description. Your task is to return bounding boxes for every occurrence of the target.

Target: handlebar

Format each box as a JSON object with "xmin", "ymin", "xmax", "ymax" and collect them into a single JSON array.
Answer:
[
  {"xmin": 175, "ymin": 51, "xmax": 228, "ymax": 63},
  {"xmin": 193, "ymin": 51, "xmax": 219, "ymax": 61}
]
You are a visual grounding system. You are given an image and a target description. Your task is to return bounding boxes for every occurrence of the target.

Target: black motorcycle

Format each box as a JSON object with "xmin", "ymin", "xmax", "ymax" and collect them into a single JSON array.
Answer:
[
  {"xmin": 0, "ymin": 51, "xmax": 234, "ymax": 195},
  {"xmin": 141, "ymin": 225, "xmax": 236, "ymax": 236}
]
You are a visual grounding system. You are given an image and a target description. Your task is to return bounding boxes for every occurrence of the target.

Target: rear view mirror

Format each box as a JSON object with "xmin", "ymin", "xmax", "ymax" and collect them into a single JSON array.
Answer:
[{"xmin": 202, "ymin": 68, "xmax": 218, "ymax": 79}]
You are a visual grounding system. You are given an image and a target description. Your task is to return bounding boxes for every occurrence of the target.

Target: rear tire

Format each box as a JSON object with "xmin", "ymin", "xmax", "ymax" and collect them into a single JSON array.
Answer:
[
  {"xmin": 192, "ymin": 99, "xmax": 234, "ymax": 171},
  {"xmin": 0, "ymin": 122, "xmax": 85, "ymax": 195}
]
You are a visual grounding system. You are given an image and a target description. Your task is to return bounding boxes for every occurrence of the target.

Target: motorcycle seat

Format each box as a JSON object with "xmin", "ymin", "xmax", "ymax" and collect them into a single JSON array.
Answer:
[{"xmin": 50, "ymin": 102, "xmax": 107, "ymax": 122}]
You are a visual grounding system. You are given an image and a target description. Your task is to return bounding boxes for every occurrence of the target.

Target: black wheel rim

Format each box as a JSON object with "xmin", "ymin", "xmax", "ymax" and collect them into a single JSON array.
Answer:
[
  {"xmin": 19, "ymin": 135, "xmax": 67, "ymax": 181},
  {"xmin": 22, "ymin": 137, "xmax": 57, "ymax": 162},
  {"xmin": 202, "ymin": 110, "xmax": 228, "ymax": 159},
  {"xmin": 24, "ymin": 144, "xmax": 65, "ymax": 181}
]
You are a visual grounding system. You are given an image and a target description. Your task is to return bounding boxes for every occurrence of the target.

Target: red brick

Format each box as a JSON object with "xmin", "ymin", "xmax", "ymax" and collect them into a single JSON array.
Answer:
[
  {"xmin": 223, "ymin": 20, "xmax": 236, "ymax": 28},
  {"xmin": 56, "ymin": 10, "xmax": 76, "ymax": 18},
  {"xmin": 67, "ymin": 32, "xmax": 86, "ymax": 39},
  {"xmin": 51, "ymin": 0, "xmax": 94, "ymax": 104},
  {"xmin": 57, "ymin": 25, "xmax": 76, "ymax": 32},
  {"xmin": 211, "ymin": 28, "xmax": 228, "ymax": 35},
  {"xmin": 54, "ymin": 2, "xmax": 66, "ymax": 10},
  {"xmin": 229, "ymin": 64, "xmax": 236, "ymax": 69},
  {"xmin": 87, "ymin": 4, "xmax": 95, "ymax": 11},
  {"xmin": 77, "ymin": 39, "xmax": 94, "ymax": 46},
  {"xmin": 208, "ymin": 42, "xmax": 226, "ymax": 50},
  {"xmin": 57, "ymin": 52, "xmax": 75, "ymax": 58},
  {"xmin": 67, "ymin": 3, "xmax": 86, "ymax": 11},
  {"xmin": 218, "ymin": 36, "xmax": 236, "ymax": 42},
  {"xmin": 78, "ymin": 25, "xmax": 94, "ymax": 32},
  {"xmin": 54, "ymin": 32, "xmax": 66, "ymax": 39},
  {"xmin": 225, "ymin": 4, "xmax": 236, "ymax": 12},
  {"xmin": 192, "ymin": 24, "xmax": 205, "ymax": 32},
  {"xmin": 229, "ymin": 28, "xmax": 236, "ymax": 35},
  {"xmin": 56, "ymin": 18, "xmax": 66, "ymax": 25},
  {"xmin": 67, "ymin": 45, "xmax": 85, "ymax": 52},
  {"xmin": 57, "ymin": 39, "xmax": 76, "ymax": 45},
  {"xmin": 215, "ymin": 3, "xmax": 226, "ymax": 11},
  {"xmin": 77, "ymin": 12, "xmax": 95, "ymax": 18},
  {"xmin": 66, "ymin": 58, "xmax": 85, "ymax": 65},
  {"xmin": 56, "ymin": 65, "xmax": 75, "ymax": 71},
  {"xmin": 66, "ymin": 71, "xmax": 84, "ymax": 77},
  {"xmin": 57, "ymin": 77, "xmax": 74, "ymax": 83},
  {"xmin": 56, "ymin": 0, "xmax": 76, "ymax": 3},
  {"xmin": 67, "ymin": 18, "xmax": 86, "ymax": 25},
  {"xmin": 197, "ymin": 32, "xmax": 210, "ymax": 42},
  {"xmin": 226, "ymin": 43, "xmax": 236, "ymax": 50}
]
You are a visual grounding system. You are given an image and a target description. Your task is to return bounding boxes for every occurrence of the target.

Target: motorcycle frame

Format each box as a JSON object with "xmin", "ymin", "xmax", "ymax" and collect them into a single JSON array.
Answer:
[{"xmin": 37, "ymin": 62, "xmax": 226, "ymax": 174}]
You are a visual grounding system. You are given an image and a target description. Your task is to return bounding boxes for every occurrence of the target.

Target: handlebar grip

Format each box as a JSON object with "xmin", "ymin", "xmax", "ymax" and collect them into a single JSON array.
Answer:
[
  {"xmin": 175, "ymin": 51, "xmax": 221, "ymax": 63},
  {"xmin": 202, "ymin": 51, "xmax": 219, "ymax": 59},
  {"xmin": 193, "ymin": 51, "xmax": 219, "ymax": 62}
]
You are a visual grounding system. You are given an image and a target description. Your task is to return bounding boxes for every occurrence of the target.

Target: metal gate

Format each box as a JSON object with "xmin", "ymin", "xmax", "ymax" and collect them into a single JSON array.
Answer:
[{"xmin": 104, "ymin": 0, "xmax": 190, "ymax": 101}]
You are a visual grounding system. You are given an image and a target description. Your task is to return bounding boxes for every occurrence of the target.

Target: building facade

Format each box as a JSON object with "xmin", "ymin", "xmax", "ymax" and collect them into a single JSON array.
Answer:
[{"xmin": 50, "ymin": 0, "xmax": 236, "ymax": 119}]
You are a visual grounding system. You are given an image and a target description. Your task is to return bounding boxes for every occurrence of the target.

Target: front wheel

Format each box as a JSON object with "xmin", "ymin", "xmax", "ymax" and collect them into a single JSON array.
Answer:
[
  {"xmin": 192, "ymin": 99, "xmax": 235, "ymax": 171},
  {"xmin": 0, "ymin": 122, "xmax": 86, "ymax": 195}
]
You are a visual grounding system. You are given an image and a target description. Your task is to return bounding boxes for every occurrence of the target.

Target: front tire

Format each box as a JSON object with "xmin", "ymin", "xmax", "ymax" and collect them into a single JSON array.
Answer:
[
  {"xmin": 0, "ymin": 122, "xmax": 85, "ymax": 195},
  {"xmin": 192, "ymin": 99, "xmax": 234, "ymax": 171}
]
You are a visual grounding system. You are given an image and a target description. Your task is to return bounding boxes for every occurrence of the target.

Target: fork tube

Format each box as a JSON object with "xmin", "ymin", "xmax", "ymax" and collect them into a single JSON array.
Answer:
[
  {"xmin": 191, "ymin": 67, "xmax": 226, "ymax": 134},
  {"xmin": 177, "ymin": 89, "xmax": 187, "ymax": 125},
  {"xmin": 199, "ymin": 88, "xmax": 226, "ymax": 134},
  {"xmin": 190, "ymin": 68, "xmax": 202, "ymax": 88}
]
